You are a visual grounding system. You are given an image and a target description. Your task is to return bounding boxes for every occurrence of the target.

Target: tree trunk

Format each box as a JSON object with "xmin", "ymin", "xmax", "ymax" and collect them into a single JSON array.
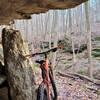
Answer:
[
  {"xmin": 68, "ymin": 9, "xmax": 76, "ymax": 72},
  {"xmin": 84, "ymin": 2, "xmax": 93, "ymax": 78},
  {"xmin": 52, "ymin": 36, "xmax": 57, "ymax": 69},
  {"xmin": 2, "ymin": 28, "xmax": 36, "ymax": 100},
  {"xmin": 71, "ymin": 36, "xmax": 76, "ymax": 72}
]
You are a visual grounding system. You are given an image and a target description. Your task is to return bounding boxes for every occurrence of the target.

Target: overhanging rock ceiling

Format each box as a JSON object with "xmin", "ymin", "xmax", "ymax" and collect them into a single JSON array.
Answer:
[{"xmin": 0, "ymin": 0, "xmax": 88, "ymax": 24}]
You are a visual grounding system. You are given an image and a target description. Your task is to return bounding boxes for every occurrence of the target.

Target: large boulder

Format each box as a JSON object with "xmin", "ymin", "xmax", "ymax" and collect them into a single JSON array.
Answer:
[{"xmin": 2, "ymin": 28, "xmax": 36, "ymax": 100}]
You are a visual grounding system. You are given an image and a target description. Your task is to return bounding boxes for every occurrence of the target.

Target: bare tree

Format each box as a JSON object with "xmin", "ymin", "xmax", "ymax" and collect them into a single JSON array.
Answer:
[
  {"xmin": 68, "ymin": 9, "xmax": 76, "ymax": 72},
  {"xmin": 84, "ymin": 1, "xmax": 93, "ymax": 78}
]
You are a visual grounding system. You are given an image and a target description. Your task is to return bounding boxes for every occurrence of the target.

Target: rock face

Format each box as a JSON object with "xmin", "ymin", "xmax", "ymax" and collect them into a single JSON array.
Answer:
[
  {"xmin": 0, "ymin": 0, "xmax": 88, "ymax": 24},
  {"xmin": 2, "ymin": 28, "xmax": 36, "ymax": 100}
]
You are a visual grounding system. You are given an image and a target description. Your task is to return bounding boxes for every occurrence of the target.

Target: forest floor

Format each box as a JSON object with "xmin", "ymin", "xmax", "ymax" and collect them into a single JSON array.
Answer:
[
  {"xmin": 35, "ymin": 50, "xmax": 100, "ymax": 100},
  {"xmin": 56, "ymin": 73, "xmax": 100, "ymax": 100},
  {"xmin": 55, "ymin": 51, "xmax": 100, "ymax": 100},
  {"xmin": 36, "ymin": 69, "xmax": 100, "ymax": 100}
]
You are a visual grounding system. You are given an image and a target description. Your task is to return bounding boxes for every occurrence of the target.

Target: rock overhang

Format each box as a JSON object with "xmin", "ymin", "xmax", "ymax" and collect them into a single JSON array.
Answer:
[{"xmin": 0, "ymin": 0, "xmax": 88, "ymax": 25}]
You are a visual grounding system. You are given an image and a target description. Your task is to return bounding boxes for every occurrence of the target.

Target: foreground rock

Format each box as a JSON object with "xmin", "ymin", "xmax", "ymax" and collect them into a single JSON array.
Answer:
[{"xmin": 2, "ymin": 28, "xmax": 36, "ymax": 100}]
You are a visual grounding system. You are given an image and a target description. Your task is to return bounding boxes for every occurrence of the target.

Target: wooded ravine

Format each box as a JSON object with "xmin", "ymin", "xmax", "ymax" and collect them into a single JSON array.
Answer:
[{"xmin": 0, "ymin": 0, "xmax": 100, "ymax": 100}]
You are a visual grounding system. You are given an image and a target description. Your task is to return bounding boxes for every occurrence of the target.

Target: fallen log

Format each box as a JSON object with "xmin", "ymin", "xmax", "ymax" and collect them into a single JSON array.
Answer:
[
  {"xmin": 64, "ymin": 65, "xmax": 73, "ymax": 70},
  {"xmin": 58, "ymin": 72, "xmax": 100, "ymax": 86},
  {"xmin": 57, "ymin": 72, "xmax": 76, "ymax": 79},
  {"xmin": 68, "ymin": 72, "xmax": 100, "ymax": 85}
]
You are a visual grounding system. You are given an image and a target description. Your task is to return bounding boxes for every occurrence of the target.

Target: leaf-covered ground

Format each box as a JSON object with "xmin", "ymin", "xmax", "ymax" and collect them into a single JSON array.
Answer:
[
  {"xmin": 55, "ymin": 74, "xmax": 100, "ymax": 100},
  {"xmin": 35, "ymin": 68, "xmax": 100, "ymax": 100},
  {"xmin": 35, "ymin": 50, "xmax": 100, "ymax": 100}
]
